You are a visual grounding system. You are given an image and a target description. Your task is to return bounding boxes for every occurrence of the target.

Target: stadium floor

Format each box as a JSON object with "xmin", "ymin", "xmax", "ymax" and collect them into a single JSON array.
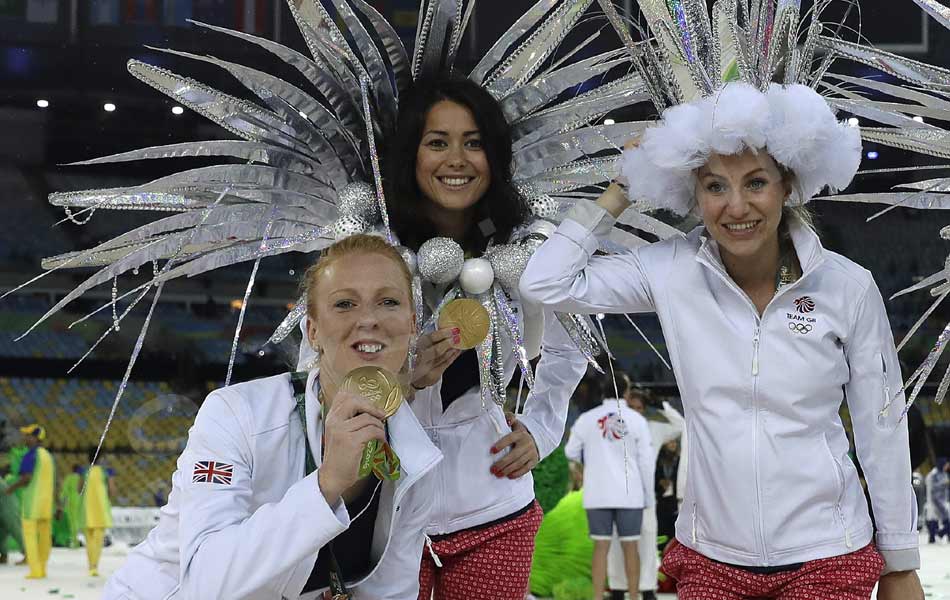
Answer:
[{"xmin": 0, "ymin": 534, "xmax": 948, "ymax": 599}]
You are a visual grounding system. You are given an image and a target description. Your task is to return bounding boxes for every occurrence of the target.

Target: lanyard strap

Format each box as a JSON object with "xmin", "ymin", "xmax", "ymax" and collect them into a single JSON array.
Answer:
[{"xmin": 289, "ymin": 371, "xmax": 351, "ymax": 600}]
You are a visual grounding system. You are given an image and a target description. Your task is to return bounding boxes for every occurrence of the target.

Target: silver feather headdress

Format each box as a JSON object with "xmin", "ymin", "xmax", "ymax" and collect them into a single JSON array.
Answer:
[
  {"xmin": 594, "ymin": 0, "xmax": 950, "ymax": 417},
  {"xmin": 5, "ymin": 0, "xmax": 683, "ymax": 454}
]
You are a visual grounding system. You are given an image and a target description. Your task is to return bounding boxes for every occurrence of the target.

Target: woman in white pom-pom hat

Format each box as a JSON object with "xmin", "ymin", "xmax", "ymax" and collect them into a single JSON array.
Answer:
[{"xmin": 520, "ymin": 81, "xmax": 923, "ymax": 600}]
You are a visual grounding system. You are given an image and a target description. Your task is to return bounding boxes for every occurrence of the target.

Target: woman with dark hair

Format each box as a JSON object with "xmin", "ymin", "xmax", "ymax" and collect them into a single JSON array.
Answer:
[
  {"xmin": 386, "ymin": 76, "xmax": 529, "ymax": 255},
  {"xmin": 384, "ymin": 76, "xmax": 587, "ymax": 600}
]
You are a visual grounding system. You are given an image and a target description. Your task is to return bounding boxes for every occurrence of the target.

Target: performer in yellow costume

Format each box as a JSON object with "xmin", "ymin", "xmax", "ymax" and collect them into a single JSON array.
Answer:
[
  {"xmin": 80, "ymin": 462, "xmax": 114, "ymax": 577},
  {"xmin": 4, "ymin": 425, "xmax": 55, "ymax": 579}
]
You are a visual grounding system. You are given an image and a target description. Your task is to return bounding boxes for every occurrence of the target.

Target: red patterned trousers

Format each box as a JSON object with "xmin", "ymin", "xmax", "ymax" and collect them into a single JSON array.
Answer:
[
  {"xmin": 661, "ymin": 539, "xmax": 885, "ymax": 600},
  {"xmin": 417, "ymin": 501, "xmax": 543, "ymax": 600}
]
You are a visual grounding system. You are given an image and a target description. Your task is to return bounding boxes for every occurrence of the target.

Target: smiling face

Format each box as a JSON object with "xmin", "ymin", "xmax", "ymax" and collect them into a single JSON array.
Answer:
[
  {"xmin": 306, "ymin": 251, "xmax": 415, "ymax": 386},
  {"xmin": 415, "ymin": 99, "xmax": 491, "ymax": 216},
  {"xmin": 695, "ymin": 149, "xmax": 791, "ymax": 263}
]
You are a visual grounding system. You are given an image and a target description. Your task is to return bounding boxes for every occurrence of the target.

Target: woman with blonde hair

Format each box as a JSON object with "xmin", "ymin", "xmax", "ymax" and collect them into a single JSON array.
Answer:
[
  {"xmin": 104, "ymin": 234, "xmax": 442, "ymax": 600},
  {"xmin": 521, "ymin": 81, "xmax": 923, "ymax": 600}
]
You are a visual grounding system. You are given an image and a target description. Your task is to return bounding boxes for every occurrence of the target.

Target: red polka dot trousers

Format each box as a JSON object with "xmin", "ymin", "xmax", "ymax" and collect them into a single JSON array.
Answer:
[
  {"xmin": 661, "ymin": 539, "xmax": 885, "ymax": 600},
  {"xmin": 417, "ymin": 501, "xmax": 543, "ymax": 600}
]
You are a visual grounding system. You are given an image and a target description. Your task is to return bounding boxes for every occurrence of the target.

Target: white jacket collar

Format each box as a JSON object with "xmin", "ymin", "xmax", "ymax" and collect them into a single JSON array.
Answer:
[{"xmin": 693, "ymin": 219, "xmax": 825, "ymax": 277}]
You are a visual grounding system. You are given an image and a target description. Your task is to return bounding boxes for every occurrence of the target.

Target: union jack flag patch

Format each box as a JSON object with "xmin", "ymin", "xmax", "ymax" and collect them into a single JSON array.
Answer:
[{"xmin": 193, "ymin": 460, "xmax": 233, "ymax": 485}]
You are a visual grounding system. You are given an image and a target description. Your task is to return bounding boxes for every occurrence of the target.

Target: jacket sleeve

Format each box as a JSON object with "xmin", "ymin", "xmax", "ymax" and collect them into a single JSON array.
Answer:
[
  {"xmin": 177, "ymin": 392, "xmax": 350, "ymax": 600},
  {"xmin": 844, "ymin": 281, "xmax": 919, "ymax": 575},
  {"xmin": 647, "ymin": 402, "xmax": 685, "ymax": 448},
  {"xmin": 660, "ymin": 402, "xmax": 685, "ymax": 432},
  {"xmin": 519, "ymin": 202, "xmax": 656, "ymax": 314},
  {"xmin": 635, "ymin": 416, "xmax": 655, "ymax": 509},
  {"xmin": 564, "ymin": 420, "xmax": 583, "ymax": 463},
  {"xmin": 518, "ymin": 310, "xmax": 589, "ymax": 461}
]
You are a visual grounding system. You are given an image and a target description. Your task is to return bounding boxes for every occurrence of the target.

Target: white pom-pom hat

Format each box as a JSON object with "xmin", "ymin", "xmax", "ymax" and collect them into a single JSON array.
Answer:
[{"xmin": 621, "ymin": 82, "xmax": 862, "ymax": 215}]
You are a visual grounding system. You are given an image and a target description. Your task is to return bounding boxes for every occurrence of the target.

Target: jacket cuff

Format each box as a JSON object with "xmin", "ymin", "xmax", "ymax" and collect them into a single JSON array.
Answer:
[
  {"xmin": 878, "ymin": 547, "xmax": 920, "ymax": 575},
  {"xmin": 312, "ymin": 470, "xmax": 351, "ymax": 529},
  {"xmin": 561, "ymin": 202, "xmax": 615, "ymax": 254},
  {"xmin": 515, "ymin": 414, "xmax": 554, "ymax": 461}
]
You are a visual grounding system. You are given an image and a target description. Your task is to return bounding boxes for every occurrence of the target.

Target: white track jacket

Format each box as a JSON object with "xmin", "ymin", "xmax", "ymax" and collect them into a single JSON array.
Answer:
[
  {"xmin": 104, "ymin": 370, "xmax": 442, "ymax": 600},
  {"xmin": 520, "ymin": 202, "xmax": 919, "ymax": 573}
]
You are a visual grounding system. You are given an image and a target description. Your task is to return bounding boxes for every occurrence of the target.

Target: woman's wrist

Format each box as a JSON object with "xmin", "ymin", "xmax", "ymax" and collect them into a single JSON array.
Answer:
[
  {"xmin": 598, "ymin": 182, "xmax": 631, "ymax": 218},
  {"xmin": 317, "ymin": 469, "xmax": 342, "ymax": 508}
]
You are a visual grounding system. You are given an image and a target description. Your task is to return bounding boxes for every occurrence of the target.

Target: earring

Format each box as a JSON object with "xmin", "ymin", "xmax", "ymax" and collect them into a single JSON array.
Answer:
[{"xmin": 306, "ymin": 346, "xmax": 321, "ymax": 370}]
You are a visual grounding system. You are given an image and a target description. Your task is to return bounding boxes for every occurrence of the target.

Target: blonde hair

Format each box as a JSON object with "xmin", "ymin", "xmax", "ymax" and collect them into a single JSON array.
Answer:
[{"xmin": 302, "ymin": 234, "xmax": 413, "ymax": 317}]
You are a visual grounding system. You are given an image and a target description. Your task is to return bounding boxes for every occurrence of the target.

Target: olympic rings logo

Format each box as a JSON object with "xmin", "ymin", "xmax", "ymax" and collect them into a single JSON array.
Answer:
[{"xmin": 788, "ymin": 322, "xmax": 813, "ymax": 334}]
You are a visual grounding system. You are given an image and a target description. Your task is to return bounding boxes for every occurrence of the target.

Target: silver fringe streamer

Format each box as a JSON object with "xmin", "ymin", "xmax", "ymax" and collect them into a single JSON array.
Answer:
[
  {"xmin": 492, "ymin": 284, "xmax": 535, "ymax": 388},
  {"xmin": 555, "ymin": 312, "xmax": 603, "ymax": 372},
  {"xmin": 267, "ymin": 295, "xmax": 308, "ymax": 346}
]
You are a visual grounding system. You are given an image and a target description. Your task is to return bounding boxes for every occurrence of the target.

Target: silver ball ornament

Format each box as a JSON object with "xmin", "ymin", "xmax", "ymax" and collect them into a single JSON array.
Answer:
[
  {"xmin": 337, "ymin": 181, "xmax": 379, "ymax": 221},
  {"xmin": 518, "ymin": 182, "xmax": 560, "ymax": 219},
  {"xmin": 941, "ymin": 225, "xmax": 950, "ymax": 241},
  {"xmin": 331, "ymin": 215, "xmax": 368, "ymax": 240},
  {"xmin": 488, "ymin": 244, "xmax": 533, "ymax": 292},
  {"xmin": 529, "ymin": 196, "xmax": 560, "ymax": 219},
  {"xmin": 459, "ymin": 258, "xmax": 495, "ymax": 295},
  {"xmin": 418, "ymin": 237, "xmax": 464, "ymax": 285}
]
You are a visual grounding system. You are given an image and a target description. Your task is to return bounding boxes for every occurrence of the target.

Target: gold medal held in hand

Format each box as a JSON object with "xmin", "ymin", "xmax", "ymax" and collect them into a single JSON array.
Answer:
[
  {"xmin": 438, "ymin": 298, "xmax": 490, "ymax": 350},
  {"xmin": 340, "ymin": 366, "xmax": 403, "ymax": 480},
  {"xmin": 340, "ymin": 366, "xmax": 404, "ymax": 418}
]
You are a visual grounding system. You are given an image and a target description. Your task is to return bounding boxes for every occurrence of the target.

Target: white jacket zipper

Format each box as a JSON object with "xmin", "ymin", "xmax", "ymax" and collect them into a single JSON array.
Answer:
[
  {"xmin": 696, "ymin": 243, "xmax": 821, "ymax": 566},
  {"xmin": 424, "ymin": 534, "xmax": 443, "ymax": 567},
  {"xmin": 828, "ymin": 446, "xmax": 853, "ymax": 549},
  {"xmin": 752, "ymin": 327, "xmax": 761, "ymax": 376}
]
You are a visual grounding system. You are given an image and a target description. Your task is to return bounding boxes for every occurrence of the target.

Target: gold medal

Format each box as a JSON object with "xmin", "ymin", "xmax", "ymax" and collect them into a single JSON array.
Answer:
[
  {"xmin": 438, "ymin": 298, "xmax": 490, "ymax": 350},
  {"xmin": 340, "ymin": 366, "xmax": 403, "ymax": 418}
]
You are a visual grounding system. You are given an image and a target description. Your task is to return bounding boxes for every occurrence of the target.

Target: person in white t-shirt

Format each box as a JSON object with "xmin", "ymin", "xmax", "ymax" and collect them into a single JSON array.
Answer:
[{"xmin": 565, "ymin": 372, "xmax": 654, "ymax": 600}]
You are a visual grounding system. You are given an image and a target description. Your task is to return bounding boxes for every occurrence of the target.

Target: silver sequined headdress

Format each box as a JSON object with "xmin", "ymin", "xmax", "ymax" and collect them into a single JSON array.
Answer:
[
  {"xmin": 595, "ymin": 0, "xmax": 950, "ymax": 416},
  {"xmin": 5, "ymin": 0, "xmax": 679, "ymax": 450}
]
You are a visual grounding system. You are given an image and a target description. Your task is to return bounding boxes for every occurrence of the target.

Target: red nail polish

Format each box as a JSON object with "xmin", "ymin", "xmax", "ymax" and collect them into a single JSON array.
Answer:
[
  {"xmin": 452, "ymin": 327, "xmax": 461, "ymax": 335},
  {"xmin": 490, "ymin": 446, "xmax": 497, "ymax": 454}
]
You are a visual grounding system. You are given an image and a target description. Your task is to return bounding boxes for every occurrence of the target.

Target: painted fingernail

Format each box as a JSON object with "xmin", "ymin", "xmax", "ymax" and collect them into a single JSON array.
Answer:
[
  {"xmin": 453, "ymin": 335, "xmax": 461, "ymax": 345},
  {"xmin": 452, "ymin": 328, "xmax": 460, "ymax": 335},
  {"xmin": 490, "ymin": 446, "xmax": 498, "ymax": 454}
]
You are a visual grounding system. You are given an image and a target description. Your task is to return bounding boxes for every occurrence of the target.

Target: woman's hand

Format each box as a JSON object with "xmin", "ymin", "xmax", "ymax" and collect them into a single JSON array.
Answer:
[
  {"xmin": 569, "ymin": 463, "xmax": 584, "ymax": 491},
  {"xmin": 877, "ymin": 570, "xmax": 924, "ymax": 600},
  {"xmin": 490, "ymin": 414, "xmax": 540, "ymax": 479},
  {"xmin": 318, "ymin": 391, "xmax": 387, "ymax": 506},
  {"xmin": 598, "ymin": 137, "xmax": 642, "ymax": 218},
  {"xmin": 411, "ymin": 328, "xmax": 462, "ymax": 390}
]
